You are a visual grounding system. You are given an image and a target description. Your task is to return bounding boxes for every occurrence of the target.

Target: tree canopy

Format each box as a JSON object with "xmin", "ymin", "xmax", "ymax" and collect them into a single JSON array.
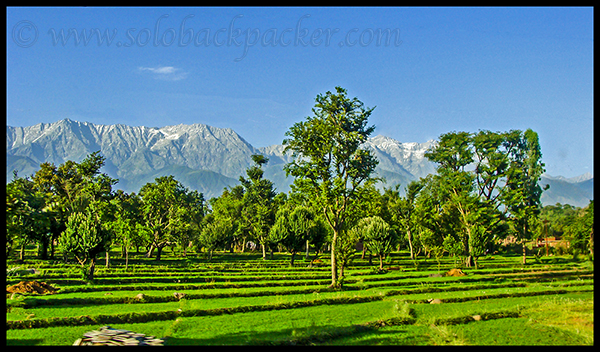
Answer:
[{"xmin": 283, "ymin": 86, "xmax": 379, "ymax": 287}]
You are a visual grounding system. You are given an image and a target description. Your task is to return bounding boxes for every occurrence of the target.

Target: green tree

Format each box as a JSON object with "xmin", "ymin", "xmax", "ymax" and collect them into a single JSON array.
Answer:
[
  {"xmin": 413, "ymin": 175, "xmax": 448, "ymax": 261},
  {"xmin": 139, "ymin": 176, "xmax": 203, "ymax": 261},
  {"xmin": 284, "ymin": 188, "xmax": 330, "ymax": 261},
  {"xmin": 173, "ymin": 190, "xmax": 205, "ymax": 256},
  {"xmin": 563, "ymin": 201, "xmax": 594, "ymax": 256},
  {"xmin": 501, "ymin": 129, "xmax": 547, "ymax": 264},
  {"xmin": 239, "ymin": 154, "xmax": 278, "ymax": 259},
  {"xmin": 359, "ymin": 216, "xmax": 395, "ymax": 270},
  {"xmin": 109, "ymin": 191, "xmax": 145, "ymax": 270},
  {"xmin": 283, "ymin": 86, "xmax": 379, "ymax": 288},
  {"xmin": 396, "ymin": 181, "xmax": 424, "ymax": 259},
  {"xmin": 207, "ymin": 185, "xmax": 247, "ymax": 252},
  {"xmin": 424, "ymin": 129, "xmax": 543, "ymax": 266},
  {"xmin": 59, "ymin": 201, "xmax": 113, "ymax": 281},
  {"xmin": 335, "ymin": 225, "xmax": 360, "ymax": 283},
  {"xmin": 31, "ymin": 151, "xmax": 117, "ymax": 260},
  {"xmin": 6, "ymin": 173, "xmax": 52, "ymax": 260},
  {"xmin": 197, "ymin": 215, "xmax": 235, "ymax": 261},
  {"xmin": 30, "ymin": 162, "xmax": 67, "ymax": 259},
  {"xmin": 425, "ymin": 132, "xmax": 485, "ymax": 267},
  {"xmin": 270, "ymin": 204, "xmax": 318, "ymax": 266}
]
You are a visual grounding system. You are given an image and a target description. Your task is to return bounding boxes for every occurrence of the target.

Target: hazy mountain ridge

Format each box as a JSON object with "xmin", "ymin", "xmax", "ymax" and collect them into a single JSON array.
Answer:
[
  {"xmin": 6, "ymin": 119, "xmax": 593, "ymax": 205},
  {"xmin": 539, "ymin": 175, "xmax": 594, "ymax": 208},
  {"xmin": 541, "ymin": 172, "xmax": 593, "ymax": 184}
]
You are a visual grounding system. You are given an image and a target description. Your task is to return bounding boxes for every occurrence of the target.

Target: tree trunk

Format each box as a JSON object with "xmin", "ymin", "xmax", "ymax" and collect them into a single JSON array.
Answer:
[
  {"xmin": 305, "ymin": 240, "xmax": 310, "ymax": 260},
  {"xmin": 38, "ymin": 239, "xmax": 49, "ymax": 260},
  {"xmin": 329, "ymin": 230, "xmax": 339, "ymax": 288},
  {"xmin": 290, "ymin": 252, "xmax": 296, "ymax": 266},
  {"xmin": 261, "ymin": 242, "xmax": 267, "ymax": 260},
  {"xmin": 339, "ymin": 262, "xmax": 345, "ymax": 284},
  {"xmin": 465, "ymin": 255, "xmax": 474, "ymax": 267},
  {"xmin": 407, "ymin": 229, "xmax": 415, "ymax": 260},
  {"xmin": 86, "ymin": 258, "xmax": 96, "ymax": 282},
  {"xmin": 146, "ymin": 243, "xmax": 155, "ymax": 258},
  {"xmin": 105, "ymin": 251, "xmax": 110, "ymax": 268},
  {"xmin": 379, "ymin": 255, "xmax": 384, "ymax": 270},
  {"xmin": 522, "ymin": 223, "xmax": 528, "ymax": 265},
  {"xmin": 50, "ymin": 239, "xmax": 56, "ymax": 259},
  {"xmin": 156, "ymin": 245, "xmax": 165, "ymax": 261}
]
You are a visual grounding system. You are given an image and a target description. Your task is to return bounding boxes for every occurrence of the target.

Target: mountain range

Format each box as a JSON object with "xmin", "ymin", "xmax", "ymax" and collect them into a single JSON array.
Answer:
[{"xmin": 6, "ymin": 119, "xmax": 593, "ymax": 207}]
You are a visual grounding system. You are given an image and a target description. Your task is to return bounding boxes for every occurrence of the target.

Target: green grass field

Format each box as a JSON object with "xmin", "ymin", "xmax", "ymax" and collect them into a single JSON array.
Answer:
[{"xmin": 6, "ymin": 250, "xmax": 594, "ymax": 345}]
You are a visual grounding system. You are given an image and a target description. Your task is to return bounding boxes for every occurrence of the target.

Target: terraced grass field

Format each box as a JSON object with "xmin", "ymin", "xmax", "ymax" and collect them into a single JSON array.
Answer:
[{"xmin": 6, "ymin": 251, "xmax": 594, "ymax": 345}]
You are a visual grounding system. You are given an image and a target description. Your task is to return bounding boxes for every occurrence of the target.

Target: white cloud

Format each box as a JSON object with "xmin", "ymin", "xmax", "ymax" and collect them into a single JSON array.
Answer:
[{"xmin": 138, "ymin": 66, "xmax": 188, "ymax": 81}]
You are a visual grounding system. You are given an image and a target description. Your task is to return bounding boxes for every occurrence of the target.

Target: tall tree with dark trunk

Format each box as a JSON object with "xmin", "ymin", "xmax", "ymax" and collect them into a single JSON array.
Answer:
[
  {"xmin": 283, "ymin": 87, "xmax": 379, "ymax": 288},
  {"xmin": 501, "ymin": 129, "xmax": 547, "ymax": 264}
]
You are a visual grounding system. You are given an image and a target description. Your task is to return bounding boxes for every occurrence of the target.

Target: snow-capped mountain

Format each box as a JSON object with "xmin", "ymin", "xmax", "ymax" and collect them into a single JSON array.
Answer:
[
  {"xmin": 6, "ymin": 119, "xmax": 436, "ymax": 198},
  {"xmin": 6, "ymin": 119, "xmax": 593, "ymax": 206},
  {"xmin": 363, "ymin": 135, "xmax": 438, "ymax": 185},
  {"xmin": 7, "ymin": 119, "xmax": 261, "ymax": 197},
  {"xmin": 7, "ymin": 119, "xmax": 257, "ymax": 179}
]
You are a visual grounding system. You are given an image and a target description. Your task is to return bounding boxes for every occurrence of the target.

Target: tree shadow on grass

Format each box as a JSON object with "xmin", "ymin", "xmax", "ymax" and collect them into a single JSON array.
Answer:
[
  {"xmin": 329, "ymin": 328, "xmax": 430, "ymax": 345},
  {"xmin": 162, "ymin": 323, "xmax": 379, "ymax": 345},
  {"xmin": 6, "ymin": 338, "xmax": 44, "ymax": 346}
]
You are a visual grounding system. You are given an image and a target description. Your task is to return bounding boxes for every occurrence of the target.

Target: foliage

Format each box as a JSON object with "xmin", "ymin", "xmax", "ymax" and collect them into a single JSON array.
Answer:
[
  {"xmin": 198, "ymin": 216, "xmax": 235, "ymax": 261},
  {"xmin": 5, "ymin": 98, "xmax": 562, "ymax": 294},
  {"xmin": 6, "ymin": 173, "xmax": 52, "ymax": 259},
  {"xmin": 539, "ymin": 201, "xmax": 594, "ymax": 257},
  {"xmin": 283, "ymin": 86, "xmax": 379, "ymax": 287},
  {"xmin": 270, "ymin": 205, "xmax": 319, "ymax": 266},
  {"xmin": 139, "ymin": 176, "xmax": 204, "ymax": 261},
  {"xmin": 109, "ymin": 191, "xmax": 148, "ymax": 268},
  {"xmin": 238, "ymin": 155, "xmax": 279, "ymax": 259},
  {"xmin": 53, "ymin": 152, "xmax": 117, "ymax": 280},
  {"xmin": 59, "ymin": 203, "xmax": 113, "ymax": 281},
  {"xmin": 358, "ymin": 216, "xmax": 395, "ymax": 270},
  {"xmin": 422, "ymin": 129, "xmax": 544, "ymax": 266},
  {"xmin": 205, "ymin": 185, "xmax": 246, "ymax": 252},
  {"xmin": 559, "ymin": 201, "xmax": 594, "ymax": 256}
]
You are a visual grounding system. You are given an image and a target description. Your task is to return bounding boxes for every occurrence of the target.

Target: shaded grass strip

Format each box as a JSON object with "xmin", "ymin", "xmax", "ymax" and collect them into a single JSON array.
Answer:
[{"xmin": 6, "ymin": 286, "xmax": 591, "ymax": 330}]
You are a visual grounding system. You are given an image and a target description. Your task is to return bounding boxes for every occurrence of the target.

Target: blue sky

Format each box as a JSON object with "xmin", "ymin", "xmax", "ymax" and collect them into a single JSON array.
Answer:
[{"xmin": 6, "ymin": 7, "xmax": 593, "ymax": 178}]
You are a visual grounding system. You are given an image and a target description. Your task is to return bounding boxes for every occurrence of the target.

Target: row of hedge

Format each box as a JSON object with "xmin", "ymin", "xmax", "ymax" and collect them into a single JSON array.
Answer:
[
  {"xmin": 7, "ymin": 284, "xmax": 592, "ymax": 330},
  {"xmin": 8, "ymin": 281, "xmax": 532, "ymax": 309}
]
